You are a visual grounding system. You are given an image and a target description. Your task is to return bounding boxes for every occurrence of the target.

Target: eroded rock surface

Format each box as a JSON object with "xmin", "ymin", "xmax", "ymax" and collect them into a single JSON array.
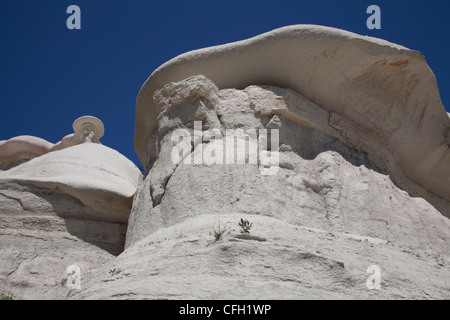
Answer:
[
  {"xmin": 0, "ymin": 143, "xmax": 142, "ymax": 299},
  {"xmin": 0, "ymin": 116, "xmax": 105, "ymax": 170},
  {"xmin": 76, "ymin": 71, "xmax": 449, "ymax": 299},
  {"xmin": 135, "ymin": 25, "xmax": 450, "ymax": 212},
  {"xmin": 92, "ymin": 25, "xmax": 449, "ymax": 300},
  {"xmin": 2, "ymin": 25, "xmax": 449, "ymax": 300}
]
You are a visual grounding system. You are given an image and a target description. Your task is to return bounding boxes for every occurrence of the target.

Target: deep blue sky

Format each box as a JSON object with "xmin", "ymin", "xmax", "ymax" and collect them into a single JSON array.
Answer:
[{"xmin": 1, "ymin": 0, "xmax": 449, "ymax": 168}]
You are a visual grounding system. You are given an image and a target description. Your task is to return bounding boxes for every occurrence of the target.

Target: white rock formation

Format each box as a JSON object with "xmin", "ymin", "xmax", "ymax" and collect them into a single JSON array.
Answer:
[
  {"xmin": 1, "ymin": 25, "xmax": 449, "ymax": 300},
  {"xmin": 0, "ymin": 127, "xmax": 142, "ymax": 299},
  {"xmin": 134, "ymin": 25, "xmax": 450, "ymax": 214},
  {"xmin": 76, "ymin": 70, "xmax": 448, "ymax": 299},
  {"xmin": 0, "ymin": 116, "xmax": 105, "ymax": 170},
  {"xmin": 71, "ymin": 211, "xmax": 449, "ymax": 299}
]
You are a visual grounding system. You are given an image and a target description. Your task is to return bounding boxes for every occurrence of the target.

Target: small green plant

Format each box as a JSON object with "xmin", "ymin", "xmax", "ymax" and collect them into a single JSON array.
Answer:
[
  {"xmin": 211, "ymin": 221, "xmax": 230, "ymax": 243},
  {"xmin": 239, "ymin": 218, "xmax": 253, "ymax": 233},
  {"xmin": 108, "ymin": 268, "xmax": 117, "ymax": 275}
]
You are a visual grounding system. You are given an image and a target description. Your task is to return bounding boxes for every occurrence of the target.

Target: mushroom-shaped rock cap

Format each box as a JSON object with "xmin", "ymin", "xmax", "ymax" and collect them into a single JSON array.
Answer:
[
  {"xmin": 135, "ymin": 24, "xmax": 450, "ymax": 205},
  {"xmin": 73, "ymin": 115, "xmax": 105, "ymax": 143},
  {"xmin": 0, "ymin": 143, "xmax": 142, "ymax": 223}
]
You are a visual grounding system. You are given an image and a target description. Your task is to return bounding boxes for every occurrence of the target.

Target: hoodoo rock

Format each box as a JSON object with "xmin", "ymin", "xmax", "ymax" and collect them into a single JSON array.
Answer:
[
  {"xmin": 134, "ymin": 25, "xmax": 450, "ymax": 214},
  {"xmin": 0, "ymin": 116, "xmax": 105, "ymax": 170},
  {"xmin": 1, "ymin": 25, "xmax": 449, "ymax": 300},
  {"xmin": 75, "ymin": 26, "xmax": 449, "ymax": 299},
  {"xmin": 0, "ymin": 119, "xmax": 142, "ymax": 299}
]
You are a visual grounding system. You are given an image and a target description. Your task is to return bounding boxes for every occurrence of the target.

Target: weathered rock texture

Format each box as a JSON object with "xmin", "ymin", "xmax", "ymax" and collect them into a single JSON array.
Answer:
[
  {"xmin": 128, "ymin": 74, "xmax": 449, "ymax": 245},
  {"xmin": 1, "ymin": 25, "xmax": 449, "ymax": 300},
  {"xmin": 77, "ymin": 70, "xmax": 448, "ymax": 298},
  {"xmin": 0, "ymin": 116, "xmax": 105, "ymax": 171},
  {"xmin": 71, "ymin": 212, "xmax": 449, "ymax": 299},
  {"xmin": 134, "ymin": 25, "xmax": 450, "ymax": 214},
  {"xmin": 0, "ymin": 143, "xmax": 142, "ymax": 299},
  {"xmin": 72, "ymin": 25, "xmax": 450, "ymax": 300}
]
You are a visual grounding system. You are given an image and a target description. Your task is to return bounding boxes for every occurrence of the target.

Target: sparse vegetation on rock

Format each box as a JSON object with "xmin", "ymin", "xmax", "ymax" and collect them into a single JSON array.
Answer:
[{"xmin": 239, "ymin": 218, "xmax": 253, "ymax": 233}]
